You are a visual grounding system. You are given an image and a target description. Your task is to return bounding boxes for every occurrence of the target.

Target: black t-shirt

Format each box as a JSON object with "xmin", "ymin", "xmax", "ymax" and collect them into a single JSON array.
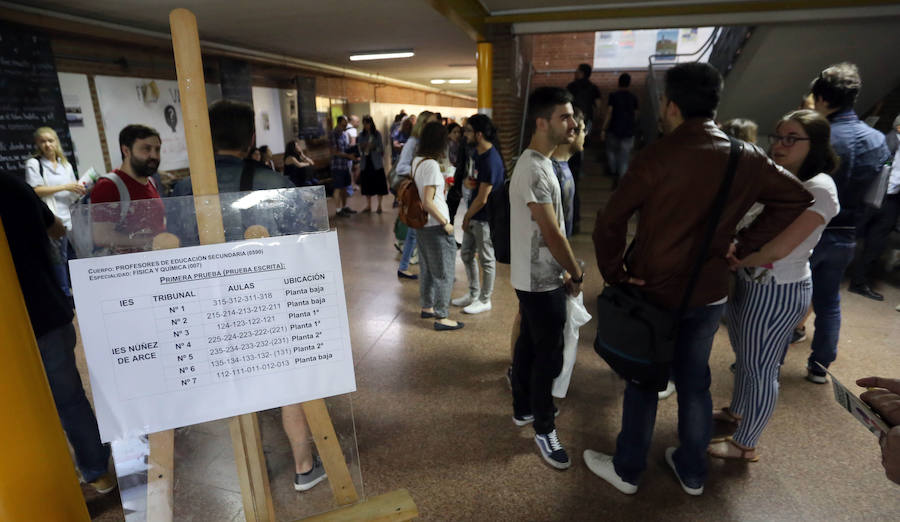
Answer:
[
  {"xmin": 607, "ymin": 90, "xmax": 639, "ymax": 138},
  {"xmin": 0, "ymin": 171, "xmax": 73, "ymax": 338},
  {"xmin": 567, "ymin": 78, "xmax": 601, "ymax": 121}
]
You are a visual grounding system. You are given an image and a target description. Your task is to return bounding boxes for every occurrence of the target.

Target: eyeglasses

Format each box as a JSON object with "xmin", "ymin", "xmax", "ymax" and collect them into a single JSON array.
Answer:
[{"xmin": 768, "ymin": 134, "xmax": 811, "ymax": 147}]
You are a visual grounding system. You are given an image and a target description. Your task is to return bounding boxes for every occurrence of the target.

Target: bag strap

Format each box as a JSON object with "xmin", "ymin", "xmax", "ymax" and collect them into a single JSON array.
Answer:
[
  {"xmin": 102, "ymin": 172, "xmax": 132, "ymax": 223},
  {"xmin": 677, "ymin": 136, "xmax": 743, "ymax": 315}
]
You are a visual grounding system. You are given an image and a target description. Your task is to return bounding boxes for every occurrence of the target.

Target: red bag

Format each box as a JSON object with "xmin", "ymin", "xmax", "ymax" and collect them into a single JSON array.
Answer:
[{"xmin": 397, "ymin": 162, "xmax": 428, "ymax": 228}]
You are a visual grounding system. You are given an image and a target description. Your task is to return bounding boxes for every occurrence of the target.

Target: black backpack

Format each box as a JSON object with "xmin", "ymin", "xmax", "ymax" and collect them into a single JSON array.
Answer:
[{"xmin": 488, "ymin": 176, "xmax": 511, "ymax": 264}]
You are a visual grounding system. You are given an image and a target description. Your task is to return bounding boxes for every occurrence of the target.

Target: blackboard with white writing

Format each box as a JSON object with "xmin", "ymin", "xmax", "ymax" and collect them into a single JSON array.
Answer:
[
  {"xmin": 219, "ymin": 58, "xmax": 253, "ymax": 106},
  {"xmin": 0, "ymin": 21, "xmax": 74, "ymax": 176}
]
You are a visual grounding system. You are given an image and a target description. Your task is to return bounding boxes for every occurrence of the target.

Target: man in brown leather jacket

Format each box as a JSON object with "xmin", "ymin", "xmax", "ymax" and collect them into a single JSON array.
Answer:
[{"xmin": 584, "ymin": 63, "xmax": 813, "ymax": 496}]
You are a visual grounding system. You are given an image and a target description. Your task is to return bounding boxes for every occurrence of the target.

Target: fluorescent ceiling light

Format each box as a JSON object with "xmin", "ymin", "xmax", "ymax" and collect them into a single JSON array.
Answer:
[
  {"xmin": 349, "ymin": 50, "xmax": 414, "ymax": 61},
  {"xmin": 430, "ymin": 79, "xmax": 447, "ymax": 84},
  {"xmin": 448, "ymin": 79, "xmax": 472, "ymax": 84}
]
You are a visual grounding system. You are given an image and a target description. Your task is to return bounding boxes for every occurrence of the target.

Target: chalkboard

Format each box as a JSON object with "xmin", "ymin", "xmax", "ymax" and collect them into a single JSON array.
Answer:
[
  {"xmin": 219, "ymin": 58, "xmax": 253, "ymax": 106},
  {"xmin": 295, "ymin": 76, "xmax": 321, "ymax": 138},
  {"xmin": 0, "ymin": 21, "xmax": 74, "ymax": 176}
]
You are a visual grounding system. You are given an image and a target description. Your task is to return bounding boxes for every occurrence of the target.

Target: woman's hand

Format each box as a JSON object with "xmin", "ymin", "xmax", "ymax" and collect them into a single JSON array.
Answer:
[
  {"xmin": 66, "ymin": 183, "xmax": 87, "ymax": 195},
  {"xmin": 443, "ymin": 222, "xmax": 454, "ymax": 236}
]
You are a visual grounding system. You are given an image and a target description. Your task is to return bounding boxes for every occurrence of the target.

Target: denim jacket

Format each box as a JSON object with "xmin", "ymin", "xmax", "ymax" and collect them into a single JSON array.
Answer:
[
  {"xmin": 358, "ymin": 131, "xmax": 384, "ymax": 171},
  {"xmin": 827, "ymin": 110, "xmax": 890, "ymax": 231}
]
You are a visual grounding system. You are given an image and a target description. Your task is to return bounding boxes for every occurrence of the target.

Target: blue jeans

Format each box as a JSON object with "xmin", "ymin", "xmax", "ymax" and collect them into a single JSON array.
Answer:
[
  {"xmin": 398, "ymin": 227, "xmax": 417, "ymax": 271},
  {"xmin": 38, "ymin": 323, "xmax": 110, "ymax": 482},
  {"xmin": 52, "ymin": 236, "xmax": 72, "ymax": 298},
  {"xmin": 613, "ymin": 303, "xmax": 725, "ymax": 487},
  {"xmin": 809, "ymin": 230, "xmax": 856, "ymax": 370},
  {"xmin": 606, "ymin": 134, "xmax": 635, "ymax": 179}
]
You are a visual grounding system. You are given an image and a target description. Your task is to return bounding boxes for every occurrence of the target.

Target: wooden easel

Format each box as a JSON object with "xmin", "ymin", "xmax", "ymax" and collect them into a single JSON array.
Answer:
[{"xmin": 138, "ymin": 9, "xmax": 418, "ymax": 521}]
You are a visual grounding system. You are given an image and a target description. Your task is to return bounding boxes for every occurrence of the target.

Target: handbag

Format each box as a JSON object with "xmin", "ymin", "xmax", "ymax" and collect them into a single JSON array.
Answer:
[{"xmin": 594, "ymin": 136, "xmax": 743, "ymax": 391}]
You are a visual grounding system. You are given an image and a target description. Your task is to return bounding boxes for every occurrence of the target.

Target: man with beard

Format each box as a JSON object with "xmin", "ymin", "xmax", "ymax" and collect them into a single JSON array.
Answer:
[
  {"xmin": 90, "ymin": 124, "xmax": 166, "ymax": 253},
  {"xmin": 508, "ymin": 87, "xmax": 583, "ymax": 470}
]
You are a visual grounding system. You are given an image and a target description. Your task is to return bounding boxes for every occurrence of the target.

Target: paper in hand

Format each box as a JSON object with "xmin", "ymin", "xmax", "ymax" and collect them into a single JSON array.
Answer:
[{"xmin": 818, "ymin": 363, "xmax": 890, "ymax": 438}]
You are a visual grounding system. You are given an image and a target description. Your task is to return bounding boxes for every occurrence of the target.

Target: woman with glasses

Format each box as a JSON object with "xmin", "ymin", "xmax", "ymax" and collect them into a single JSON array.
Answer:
[{"xmin": 709, "ymin": 110, "xmax": 840, "ymax": 462}]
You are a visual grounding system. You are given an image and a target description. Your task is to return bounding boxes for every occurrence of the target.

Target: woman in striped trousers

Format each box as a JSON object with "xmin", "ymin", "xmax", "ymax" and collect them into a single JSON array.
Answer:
[{"xmin": 709, "ymin": 110, "xmax": 840, "ymax": 461}]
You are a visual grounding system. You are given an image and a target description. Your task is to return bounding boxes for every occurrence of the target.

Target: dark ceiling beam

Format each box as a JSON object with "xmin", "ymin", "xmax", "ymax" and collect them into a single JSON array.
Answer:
[
  {"xmin": 426, "ymin": 0, "xmax": 490, "ymax": 41},
  {"xmin": 485, "ymin": 0, "xmax": 900, "ymax": 24}
]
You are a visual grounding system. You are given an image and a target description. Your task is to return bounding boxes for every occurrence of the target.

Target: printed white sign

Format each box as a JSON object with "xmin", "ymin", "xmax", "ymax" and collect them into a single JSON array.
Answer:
[{"xmin": 70, "ymin": 232, "xmax": 356, "ymax": 442}]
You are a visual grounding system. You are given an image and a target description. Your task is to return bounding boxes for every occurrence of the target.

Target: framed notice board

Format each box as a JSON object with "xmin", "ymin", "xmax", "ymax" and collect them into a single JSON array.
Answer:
[{"xmin": 0, "ymin": 21, "xmax": 74, "ymax": 175}]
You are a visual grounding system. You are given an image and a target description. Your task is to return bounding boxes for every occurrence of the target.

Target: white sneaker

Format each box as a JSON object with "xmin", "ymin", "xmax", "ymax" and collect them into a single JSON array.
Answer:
[
  {"xmin": 665, "ymin": 447, "xmax": 703, "ymax": 496},
  {"xmin": 462, "ymin": 299, "xmax": 491, "ymax": 314},
  {"xmin": 451, "ymin": 294, "xmax": 475, "ymax": 307},
  {"xmin": 658, "ymin": 380, "xmax": 676, "ymax": 400},
  {"xmin": 583, "ymin": 449, "xmax": 637, "ymax": 495}
]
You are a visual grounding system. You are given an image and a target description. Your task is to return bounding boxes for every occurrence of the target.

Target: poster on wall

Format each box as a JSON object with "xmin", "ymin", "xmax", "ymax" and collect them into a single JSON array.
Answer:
[
  {"xmin": 593, "ymin": 27, "xmax": 715, "ymax": 70},
  {"xmin": 94, "ymin": 75, "xmax": 188, "ymax": 171}
]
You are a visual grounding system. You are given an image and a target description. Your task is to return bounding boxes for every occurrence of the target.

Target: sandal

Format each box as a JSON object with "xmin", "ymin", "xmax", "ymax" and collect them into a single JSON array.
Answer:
[
  {"xmin": 712, "ymin": 407, "xmax": 742, "ymax": 424},
  {"xmin": 707, "ymin": 436, "xmax": 759, "ymax": 462}
]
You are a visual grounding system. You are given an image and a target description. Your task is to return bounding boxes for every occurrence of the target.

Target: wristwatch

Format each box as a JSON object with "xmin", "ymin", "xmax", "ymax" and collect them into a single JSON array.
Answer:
[{"xmin": 571, "ymin": 272, "xmax": 584, "ymax": 284}]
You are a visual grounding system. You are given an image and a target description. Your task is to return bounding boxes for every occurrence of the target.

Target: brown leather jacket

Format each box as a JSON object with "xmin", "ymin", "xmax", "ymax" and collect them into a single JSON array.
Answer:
[{"xmin": 593, "ymin": 118, "xmax": 813, "ymax": 310}]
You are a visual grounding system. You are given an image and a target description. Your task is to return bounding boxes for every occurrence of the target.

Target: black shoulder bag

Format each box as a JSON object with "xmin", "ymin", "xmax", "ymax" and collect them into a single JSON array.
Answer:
[{"xmin": 594, "ymin": 137, "xmax": 742, "ymax": 391}]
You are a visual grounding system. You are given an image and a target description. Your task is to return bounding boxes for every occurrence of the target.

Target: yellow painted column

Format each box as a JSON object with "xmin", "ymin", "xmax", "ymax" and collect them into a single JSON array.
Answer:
[
  {"xmin": 476, "ymin": 41, "xmax": 493, "ymax": 117},
  {"xmin": 0, "ymin": 217, "xmax": 90, "ymax": 521}
]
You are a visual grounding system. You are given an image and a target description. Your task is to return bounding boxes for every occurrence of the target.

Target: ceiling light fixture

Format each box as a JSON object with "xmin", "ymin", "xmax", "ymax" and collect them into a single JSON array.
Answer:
[
  {"xmin": 349, "ymin": 50, "xmax": 414, "ymax": 61},
  {"xmin": 448, "ymin": 79, "xmax": 472, "ymax": 84},
  {"xmin": 430, "ymin": 79, "xmax": 447, "ymax": 84}
]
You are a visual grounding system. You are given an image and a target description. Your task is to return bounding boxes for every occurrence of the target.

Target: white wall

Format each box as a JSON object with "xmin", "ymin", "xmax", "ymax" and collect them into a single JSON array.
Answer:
[
  {"xmin": 57, "ymin": 72, "xmax": 106, "ymax": 174},
  {"xmin": 251, "ymin": 86, "xmax": 286, "ymax": 154}
]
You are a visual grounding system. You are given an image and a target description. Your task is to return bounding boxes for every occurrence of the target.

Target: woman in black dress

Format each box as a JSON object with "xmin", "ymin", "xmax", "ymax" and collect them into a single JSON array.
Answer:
[{"xmin": 358, "ymin": 115, "xmax": 388, "ymax": 213}]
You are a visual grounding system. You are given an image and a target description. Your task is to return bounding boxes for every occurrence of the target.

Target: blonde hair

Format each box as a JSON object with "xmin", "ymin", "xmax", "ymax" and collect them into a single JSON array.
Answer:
[
  {"xmin": 411, "ymin": 111, "xmax": 434, "ymax": 139},
  {"xmin": 33, "ymin": 127, "xmax": 69, "ymax": 166}
]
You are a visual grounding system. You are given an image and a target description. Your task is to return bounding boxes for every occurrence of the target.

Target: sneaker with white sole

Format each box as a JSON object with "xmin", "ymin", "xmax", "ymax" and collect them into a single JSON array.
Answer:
[
  {"xmin": 806, "ymin": 367, "xmax": 827, "ymax": 384},
  {"xmin": 665, "ymin": 447, "xmax": 703, "ymax": 496},
  {"xmin": 294, "ymin": 457, "xmax": 327, "ymax": 492},
  {"xmin": 512, "ymin": 407, "xmax": 559, "ymax": 426},
  {"xmin": 658, "ymin": 380, "xmax": 676, "ymax": 400},
  {"xmin": 534, "ymin": 429, "xmax": 570, "ymax": 469},
  {"xmin": 451, "ymin": 294, "xmax": 475, "ymax": 307},
  {"xmin": 89, "ymin": 472, "xmax": 118, "ymax": 495},
  {"xmin": 462, "ymin": 299, "xmax": 491, "ymax": 314},
  {"xmin": 583, "ymin": 449, "xmax": 637, "ymax": 495}
]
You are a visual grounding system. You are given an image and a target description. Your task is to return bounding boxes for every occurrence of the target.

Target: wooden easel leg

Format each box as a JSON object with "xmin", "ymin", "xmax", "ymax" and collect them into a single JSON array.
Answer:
[
  {"xmin": 229, "ymin": 413, "xmax": 276, "ymax": 522},
  {"xmin": 302, "ymin": 399, "xmax": 359, "ymax": 506},
  {"xmin": 147, "ymin": 430, "xmax": 175, "ymax": 522}
]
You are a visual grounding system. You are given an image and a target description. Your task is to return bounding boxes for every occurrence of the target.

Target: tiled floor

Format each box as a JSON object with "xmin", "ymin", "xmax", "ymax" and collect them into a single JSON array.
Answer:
[{"xmin": 79, "ymin": 154, "xmax": 900, "ymax": 520}]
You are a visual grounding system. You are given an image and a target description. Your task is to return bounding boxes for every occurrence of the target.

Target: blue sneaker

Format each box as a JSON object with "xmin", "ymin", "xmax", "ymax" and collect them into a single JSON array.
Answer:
[
  {"xmin": 512, "ymin": 407, "xmax": 560, "ymax": 427},
  {"xmin": 534, "ymin": 429, "xmax": 570, "ymax": 470}
]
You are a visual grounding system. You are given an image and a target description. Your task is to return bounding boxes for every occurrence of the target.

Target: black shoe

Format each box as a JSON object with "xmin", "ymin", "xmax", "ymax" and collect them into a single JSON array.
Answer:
[
  {"xmin": 420, "ymin": 310, "xmax": 436, "ymax": 318},
  {"xmin": 434, "ymin": 321, "xmax": 464, "ymax": 331},
  {"xmin": 344, "ymin": 207, "xmax": 358, "ymax": 214},
  {"xmin": 790, "ymin": 326, "xmax": 807, "ymax": 344},
  {"xmin": 397, "ymin": 270, "xmax": 417, "ymax": 280},
  {"xmin": 848, "ymin": 284, "xmax": 884, "ymax": 301}
]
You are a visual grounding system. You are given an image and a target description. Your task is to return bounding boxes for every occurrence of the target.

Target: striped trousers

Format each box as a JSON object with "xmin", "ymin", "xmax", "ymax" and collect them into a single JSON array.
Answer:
[{"xmin": 727, "ymin": 275, "xmax": 812, "ymax": 448}]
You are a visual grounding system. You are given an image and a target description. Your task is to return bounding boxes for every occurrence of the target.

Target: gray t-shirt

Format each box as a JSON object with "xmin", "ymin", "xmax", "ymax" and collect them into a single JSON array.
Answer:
[{"xmin": 509, "ymin": 149, "xmax": 566, "ymax": 292}]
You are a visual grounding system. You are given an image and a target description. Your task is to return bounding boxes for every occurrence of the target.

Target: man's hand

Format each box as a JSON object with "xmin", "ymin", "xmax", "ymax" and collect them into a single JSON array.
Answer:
[
  {"xmin": 859, "ymin": 376, "xmax": 900, "ymax": 426},
  {"xmin": 47, "ymin": 216, "xmax": 66, "ymax": 240},
  {"xmin": 462, "ymin": 216, "xmax": 470, "ymax": 231},
  {"xmin": 882, "ymin": 426, "xmax": 900, "ymax": 484},
  {"xmin": 564, "ymin": 275, "xmax": 583, "ymax": 297}
]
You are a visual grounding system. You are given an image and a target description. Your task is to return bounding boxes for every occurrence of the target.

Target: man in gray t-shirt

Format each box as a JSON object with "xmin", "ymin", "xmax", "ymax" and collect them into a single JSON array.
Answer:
[{"xmin": 508, "ymin": 87, "xmax": 584, "ymax": 472}]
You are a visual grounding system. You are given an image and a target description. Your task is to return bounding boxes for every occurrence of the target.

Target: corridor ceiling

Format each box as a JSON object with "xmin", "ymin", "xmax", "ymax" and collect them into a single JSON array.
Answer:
[{"xmin": 6, "ymin": 0, "xmax": 900, "ymax": 96}]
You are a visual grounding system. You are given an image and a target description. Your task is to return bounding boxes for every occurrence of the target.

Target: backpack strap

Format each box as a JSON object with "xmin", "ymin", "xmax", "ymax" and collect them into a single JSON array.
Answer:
[{"xmin": 102, "ymin": 172, "xmax": 131, "ymax": 223}]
